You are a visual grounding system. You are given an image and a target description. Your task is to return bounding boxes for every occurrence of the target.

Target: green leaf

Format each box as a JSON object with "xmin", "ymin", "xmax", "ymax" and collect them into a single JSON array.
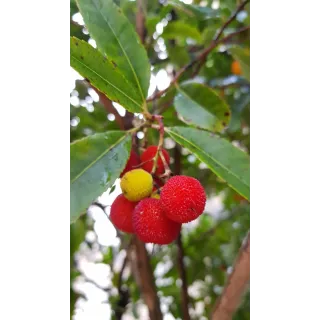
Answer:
[
  {"xmin": 229, "ymin": 46, "xmax": 250, "ymax": 81},
  {"xmin": 203, "ymin": 52, "xmax": 234, "ymax": 78},
  {"xmin": 228, "ymin": 93, "xmax": 250, "ymax": 133},
  {"xmin": 167, "ymin": 0, "xmax": 219, "ymax": 19},
  {"xmin": 146, "ymin": 16, "xmax": 159, "ymax": 35},
  {"xmin": 166, "ymin": 127, "xmax": 250, "ymax": 200},
  {"xmin": 70, "ymin": 22, "xmax": 89, "ymax": 42},
  {"xmin": 70, "ymin": 37, "xmax": 144, "ymax": 113},
  {"xmin": 102, "ymin": 247, "xmax": 113, "ymax": 265},
  {"xmin": 174, "ymin": 83, "xmax": 231, "ymax": 132},
  {"xmin": 202, "ymin": 26, "xmax": 216, "ymax": 46},
  {"xmin": 76, "ymin": 0, "xmax": 150, "ymax": 100},
  {"xmin": 162, "ymin": 21, "xmax": 202, "ymax": 43},
  {"xmin": 70, "ymin": 131, "xmax": 131, "ymax": 223},
  {"xmin": 167, "ymin": 46, "xmax": 190, "ymax": 67},
  {"xmin": 109, "ymin": 184, "xmax": 116, "ymax": 195}
]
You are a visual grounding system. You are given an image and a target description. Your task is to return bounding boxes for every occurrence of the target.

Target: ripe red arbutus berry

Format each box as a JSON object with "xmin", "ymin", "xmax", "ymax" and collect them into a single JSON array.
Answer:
[
  {"xmin": 141, "ymin": 146, "xmax": 170, "ymax": 175},
  {"xmin": 110, "ymin": 194, "xmax": 138, "ymax": 233},
  {"xmin": 120, "ymin": 150, "xmax": 140, "ymax": 178},
  {"xmin": 160, "ymin": 175, "xmax": 206, "ymax": 223},
  {"xmin": 133, "ymin": 198, "xmax": 181, "ymax": 245}
]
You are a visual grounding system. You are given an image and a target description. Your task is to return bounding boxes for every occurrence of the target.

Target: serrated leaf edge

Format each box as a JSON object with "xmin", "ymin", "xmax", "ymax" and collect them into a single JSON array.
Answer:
[
  {"xmin": 71, "ymin": 37, "xmax": 142, "ymax": 109},
  {"xmin": 167, "ymin": 128, "xmax": 249, "ymax": 200},
  {"xmin": 76, "ymin": 0, "xmax": 147, "ymax": 101},
  {"xmin": 71, "ymin": 132, "xmax": 128, "ymax": 185}
]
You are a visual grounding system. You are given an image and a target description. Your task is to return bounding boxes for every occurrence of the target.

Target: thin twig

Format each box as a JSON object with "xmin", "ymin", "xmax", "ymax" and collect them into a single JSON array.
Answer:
[
  {"xmin": 157, "ymin": 99, "xmax": 174, "ymax": 115},
  {"xmin": 173, "ymin": 145, "xmax": 182, "ymax": 176},
  {"xmin": 83, "ymin": 81, "xmax": 126, "ymax": 130},
  {"xmin": 146, "ymin": 62, "xmax": 191, "ymax": 102},
  {"xmin": 159, "ymin": 151, "xmax": 172, "ymax": 179},
  {"xmin": 217, "ymin": 0, "xmax": 249, "ymax": 42},
  {"xmin": 92, "ymin": 202, "xmax": 122, "ymax": 239},
  {"xmin": 115, "ymin": 246, "xmax": 131, "ymax": 320},
  {"xmin": 92, "ymin": 202, "xmax": 107, "ymax": 211},
  {"xmin": 97, "ymin": 90, "xmax": 125, "ymax": 130},
  {"xmin": 141, "ymin": 125, "xmax": 149, "ymax": 148},
  {"xmin": 84, "ymin": 278, "xmax": 112, "ymax": 292},
  {"xmin": 150, "ymin": 124, "xmax": 161, "ymax": 130},
  {"xmin": 192, "ymin": 22, "xmax": 250, "ymax": 77},
  {"xmin": 146, "ymin": 26, "xmax": 249, "ymax": 102},
  {"xmin": 132, "ymin": 236, "xmax": 163, "ymax": 320},
  {"xmin": 117, "ymin": 253, "xmax": 129, "ymax": 293},
  {"xmin": 177, "ymin": 233, "xmax": 191, "ymax": 320},
  {"xmin": 136, "ymin": 0, "xmax": 146, "ymax": 44},
  {"xmin": 146, "ymin": 0, "xmax": 249, "ymax": 102},
  {"xmin": 147, "ymin": 115, "xmax": 172, "ymax": 179},
  {"xmin": 151, "ymin": 115, "xmax": 165, "ymax": 174},
  {"xmin": 192, "ymin": 0, "xmax": 250, "ymax": 76},
  {"xmin": 211, "ymin": 231, "xmax": 250, "ymax": 320}
]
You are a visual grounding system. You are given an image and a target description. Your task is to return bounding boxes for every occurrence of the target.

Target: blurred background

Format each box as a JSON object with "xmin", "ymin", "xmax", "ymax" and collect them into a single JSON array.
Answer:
[{"xmin": 70, "ymin": 0, "xmax": 250, "ymax": 319}]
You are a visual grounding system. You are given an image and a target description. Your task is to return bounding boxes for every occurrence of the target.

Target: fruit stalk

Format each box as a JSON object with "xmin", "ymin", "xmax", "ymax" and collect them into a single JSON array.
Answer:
[{"xmin": 150, "ymin": 115, "xmax": 171, "ymax": 178}]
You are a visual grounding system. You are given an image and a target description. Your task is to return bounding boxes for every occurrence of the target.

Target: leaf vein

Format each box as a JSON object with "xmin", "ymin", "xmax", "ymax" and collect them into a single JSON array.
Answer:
[
  {"xmin": 167, "ymin": 129, "xmax": 250, "ymax": 191},
  {"xmin": 71, "ymin": 134, "xmax": 128, "ymax": 185},
  {"xmin": 71, "ymin": 55, "xmax": 141, "ymax": 108},
  {"xmin": 91, "ymin": 0, "xmax": 145, "ymax": 101}
]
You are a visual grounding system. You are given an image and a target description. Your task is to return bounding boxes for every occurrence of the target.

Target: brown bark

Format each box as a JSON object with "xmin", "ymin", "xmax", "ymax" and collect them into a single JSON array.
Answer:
[
  {"xmin": 131, "ymin": 236, "xmax": 163, "ymax": 320},
  {"xmin": 211, "ymin": 232, "xmax": 250, "ymax": 320},
  {"xmin": 136, "ymin": 0, "xmax": 146, "ymax": 44},
  {"xmin": 177, "ymin": 233, "xmax": 191, "ymax": 320}
]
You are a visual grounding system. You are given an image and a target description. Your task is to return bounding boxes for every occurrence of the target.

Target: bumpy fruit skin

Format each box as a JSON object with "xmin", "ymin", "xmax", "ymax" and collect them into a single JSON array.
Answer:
[
  {"xmin": 120, "ymin": 169, "xmax": 153, "ymax": 202},
  {"xmin": 133, "ymin": 198, "xmax": 181, "ymax": 244},
  {"xmin": 120, "ymin": 150, "xmax": 140, "ymax": 178},
  {"xmin": 110, "ymin": 194, "xmax": 137, "ymax": 233},
  {"xmin": 231, "ymin": 60, "xmax": 242, "ymax": 75},
  {"xmin": 141, "ymin": 146, "xmax": 170, "ymax": 175},
  {"xmin": 160, "ymin": 175, "xmax": 206, "ymax": 223}
]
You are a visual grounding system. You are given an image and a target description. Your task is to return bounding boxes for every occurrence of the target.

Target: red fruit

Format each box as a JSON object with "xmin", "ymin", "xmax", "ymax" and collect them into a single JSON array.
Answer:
[
  {"xmin": 160, "ymin": 175, "xmax": 206, "ymax": 223},
  {"xmin": 141, "ymin": 146, "xmax": 170, "ymax": 175},
  {"xmin": 120, "ymin": 150, "xmax": 140, "ymax": 178},
  {"xmin": 110, "ymin": 194, "xmax": 138, "ymax": 233},
  {"xmin": 133, "ymin": 198, "xmax": 181, "ymax": 245}
]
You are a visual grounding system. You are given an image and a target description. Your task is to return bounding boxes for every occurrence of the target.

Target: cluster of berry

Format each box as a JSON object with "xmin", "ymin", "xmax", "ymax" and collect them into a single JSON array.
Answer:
[{"xmin": 110, "ymin": 146, "xmax": 206, "ymax": 245}]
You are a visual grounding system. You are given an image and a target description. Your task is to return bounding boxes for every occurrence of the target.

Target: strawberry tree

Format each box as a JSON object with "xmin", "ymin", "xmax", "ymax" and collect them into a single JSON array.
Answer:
[{"xmin": 70, "ymin": 0, "xmax": 250, "ymax": 319}]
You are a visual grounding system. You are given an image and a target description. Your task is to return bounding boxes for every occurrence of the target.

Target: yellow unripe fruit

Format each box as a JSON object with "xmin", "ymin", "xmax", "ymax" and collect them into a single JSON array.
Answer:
[{"xmin": 120, "ymin": 169, "xmax": 153, "ymax": 202}]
